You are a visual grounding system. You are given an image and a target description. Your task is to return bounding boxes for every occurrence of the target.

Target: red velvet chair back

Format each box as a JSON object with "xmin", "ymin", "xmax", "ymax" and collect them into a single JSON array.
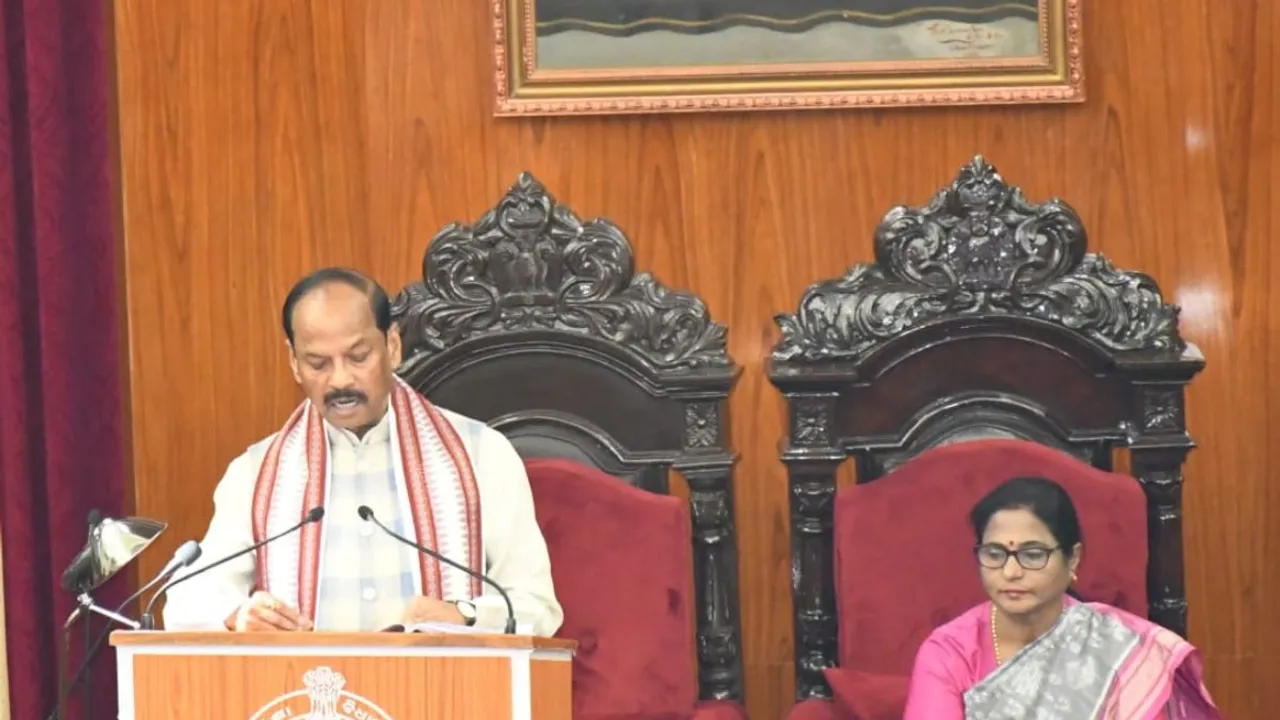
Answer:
[
  {"xmin": 834, "ymin": 439, "xmax": 1148, "ymax": 674},
  {"xmin": 526, "ymin": 458, "xmax": 699, "ymax": 720}
]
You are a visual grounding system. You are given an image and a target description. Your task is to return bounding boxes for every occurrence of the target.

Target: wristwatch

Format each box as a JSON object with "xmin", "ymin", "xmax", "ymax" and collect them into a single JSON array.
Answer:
[{"xmin": 452, "ymin": 600, "xmax": 477, "ymax": 626}]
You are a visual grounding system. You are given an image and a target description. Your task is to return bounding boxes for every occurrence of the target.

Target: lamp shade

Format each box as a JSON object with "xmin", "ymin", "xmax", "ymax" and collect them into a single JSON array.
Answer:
[{"xmin": 61, "ymin": 516, "xmax": 166, "ymax": 593}]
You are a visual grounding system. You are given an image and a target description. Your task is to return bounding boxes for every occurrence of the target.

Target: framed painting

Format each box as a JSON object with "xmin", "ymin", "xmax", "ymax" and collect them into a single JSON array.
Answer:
[{"xmin": 492, "ymin": 0, "xmax": 1083, "ymax": 116}]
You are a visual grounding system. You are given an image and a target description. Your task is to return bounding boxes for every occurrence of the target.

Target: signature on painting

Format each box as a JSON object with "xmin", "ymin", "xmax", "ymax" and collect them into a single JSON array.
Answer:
[{"xmin": 924, "ymin": 20, "xmax": 1010, "ymax": 55}]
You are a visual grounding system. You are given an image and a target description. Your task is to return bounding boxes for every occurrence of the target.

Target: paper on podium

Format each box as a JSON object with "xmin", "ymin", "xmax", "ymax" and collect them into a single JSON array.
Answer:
[{"xmin": 381, "ymin": 621, "xmax": 535, "ymax": 634}]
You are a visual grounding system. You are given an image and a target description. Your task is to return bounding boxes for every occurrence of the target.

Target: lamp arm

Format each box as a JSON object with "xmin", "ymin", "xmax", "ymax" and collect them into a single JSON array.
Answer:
[{"xmin": 74, "ymin": 594, "xmax": 141, "ymax": 630}]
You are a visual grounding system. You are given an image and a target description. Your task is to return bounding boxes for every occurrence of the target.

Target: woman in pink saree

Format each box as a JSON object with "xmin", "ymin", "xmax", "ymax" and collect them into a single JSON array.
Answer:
[{"xmin": 904, "ymin": 477, "xmax": 1224, "ymax": 720}]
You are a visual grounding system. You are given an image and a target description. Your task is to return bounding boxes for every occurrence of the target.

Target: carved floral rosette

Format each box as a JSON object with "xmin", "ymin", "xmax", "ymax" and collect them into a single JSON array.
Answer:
[
  {"xmin": 392, "ymin": 173, "xmax": 729, "ymax": 372},
  {"xmin": 773, "ymin": 156, "xmax": 1185, "ymax": 363}
]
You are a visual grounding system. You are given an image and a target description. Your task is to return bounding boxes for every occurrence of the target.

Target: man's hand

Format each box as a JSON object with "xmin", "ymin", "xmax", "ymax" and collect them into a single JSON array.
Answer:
[
  {"xmin": 225, "ymin": 591, "xmax": 313, "ymax": 632},
  {"xmin": 401, "ymin": 597, "xmax": 466, "ymax": 626}
]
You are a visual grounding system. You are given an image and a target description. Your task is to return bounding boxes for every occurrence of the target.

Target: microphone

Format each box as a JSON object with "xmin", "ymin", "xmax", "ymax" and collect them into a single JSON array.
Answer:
[
  {"xmin": 139, "ymin": 506, "xmax": 325, "ymax": 629},
  {"xmin": 357, "ymin": 505, "xmax": 516, "ymax": 634},
  {"xmin": 45, "ymin": 541, "xmax": 203, "ymax": 720},
  {"xmin": 121, "ymin": 540, "xmax": 203, "ymax": 617}
]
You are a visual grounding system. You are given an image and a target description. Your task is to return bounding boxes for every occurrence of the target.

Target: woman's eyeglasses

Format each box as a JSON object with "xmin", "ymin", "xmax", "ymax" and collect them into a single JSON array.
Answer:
[{"xmin": 974, "ymin": 544, "xmax": 1060, "ymax": 570}]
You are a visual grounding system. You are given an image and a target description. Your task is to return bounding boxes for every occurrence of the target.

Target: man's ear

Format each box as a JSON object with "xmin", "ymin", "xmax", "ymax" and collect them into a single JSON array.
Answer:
[
  {"xmin": 287, "ymin": 341, "xmax": 302, "ymax": 384},
  {"xmin": 387, "ymin": 326, "xmax": 403, "ymax": 367}
]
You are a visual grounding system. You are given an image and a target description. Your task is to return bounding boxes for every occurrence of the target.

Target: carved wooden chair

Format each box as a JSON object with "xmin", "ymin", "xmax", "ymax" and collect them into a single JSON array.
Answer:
[
  {"xmin": 767, "ymin": 156, "xmax": 1205, "ymax": 719},
  {"xmin": 391, "ymin": 174, "xmax": 747, "ymax": 720}
]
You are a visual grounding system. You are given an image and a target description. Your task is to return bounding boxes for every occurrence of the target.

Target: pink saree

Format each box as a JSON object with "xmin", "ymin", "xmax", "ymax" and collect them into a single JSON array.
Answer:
[{"xmin": 904, "ymin": 599, "xmax": 1224, "ymax": 720}]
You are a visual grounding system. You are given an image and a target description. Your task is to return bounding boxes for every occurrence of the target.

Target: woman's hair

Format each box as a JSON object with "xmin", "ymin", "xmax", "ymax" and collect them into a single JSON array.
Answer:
[{"xmin": 969, "ymin": 476, "xmax": 1083, "ymax": 557}]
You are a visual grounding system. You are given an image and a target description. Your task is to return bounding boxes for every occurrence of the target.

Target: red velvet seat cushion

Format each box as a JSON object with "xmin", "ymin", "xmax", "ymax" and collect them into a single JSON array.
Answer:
[
  {"xmin": 781, "ymin": 671, "xmax": 909, "ymax": 720},
  {"xmin": 693, "ymin": 700, "xmax": 750, "ymax": 720},
  {"xmin": 526, "ymin": 458, "xmax": 701, "ymax": 720},
  {"xmin": 785, "ymin": 698, "xmax": 848, "ymax": 720},
  {"xmin": 823, "ymin": 668, "xmax": 910, "ymax": 720},
  {"xmin": 832, "ymin": 439, "xmax": 1148, "ymax": 704}
]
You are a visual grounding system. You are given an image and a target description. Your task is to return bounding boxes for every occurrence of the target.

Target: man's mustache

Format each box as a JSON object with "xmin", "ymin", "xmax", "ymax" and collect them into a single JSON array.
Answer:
[{"xmin": 324, "ymin": 389, "xmax": 368, "ymax": 406}]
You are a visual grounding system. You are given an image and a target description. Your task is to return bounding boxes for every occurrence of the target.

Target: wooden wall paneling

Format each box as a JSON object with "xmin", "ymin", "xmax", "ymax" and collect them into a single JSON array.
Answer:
[{"xmin": 112, "ymin": 0, "xmax": 1278, "ymax": 718}]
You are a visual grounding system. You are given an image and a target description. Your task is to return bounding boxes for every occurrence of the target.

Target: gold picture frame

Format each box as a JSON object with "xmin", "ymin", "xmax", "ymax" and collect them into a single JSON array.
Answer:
[{"xmin": 493, "ymin": 0, "xmax": 1083, "ymax": 116}]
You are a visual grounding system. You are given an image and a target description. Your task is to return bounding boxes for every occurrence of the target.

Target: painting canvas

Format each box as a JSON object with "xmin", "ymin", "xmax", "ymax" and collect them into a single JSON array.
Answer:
[{"xmin": 493, "ymin": 0, "xmax": 1083, "ymax": 116}]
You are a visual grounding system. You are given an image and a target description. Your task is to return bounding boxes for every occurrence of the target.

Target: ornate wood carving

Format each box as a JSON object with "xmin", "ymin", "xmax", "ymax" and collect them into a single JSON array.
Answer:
[
  {"xmin": 774, "ymin": 156, "xmax": 1183, "ymax": 363},
  {"xmin": 1130, "ymin": 384, "xmax": 1196, "ymax": 636},
  {"xmin": 395, "ymin": 173, "xmax": 728, "ymax": 372},
  {"xmin": 391, "ymin": 173, "xmax": 745, "ymax": 702},
  {"xmin": 769, "ymin": 156, "xmax": 1205, "ymax": 700}
]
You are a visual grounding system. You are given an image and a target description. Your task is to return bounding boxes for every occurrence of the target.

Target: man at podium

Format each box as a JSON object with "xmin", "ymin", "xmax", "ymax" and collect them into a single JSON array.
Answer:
[{"xmin": 163, "ymin": 268, "xmax": 563, "ymax": 637}]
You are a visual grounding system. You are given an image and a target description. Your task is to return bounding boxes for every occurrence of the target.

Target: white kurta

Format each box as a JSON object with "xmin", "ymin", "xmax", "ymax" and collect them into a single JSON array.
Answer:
[{"xmin": 162, "ymin": 406, "xmax": 563, "ymax": 636}]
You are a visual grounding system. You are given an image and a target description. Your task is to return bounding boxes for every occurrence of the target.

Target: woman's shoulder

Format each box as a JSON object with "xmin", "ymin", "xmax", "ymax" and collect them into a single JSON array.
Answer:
[
  {"xmin": 1080, "ymin": 600, "xmax": 1148, "ymax": 627},
  {"xmin": 910, "ymin": 602, "xmax": 991, "ymax": 685},
  {"xmin": 1082, "ymin": 601, "xmax": 1180, "ymax": 640},
  {"xmin": 928, "ymin": 602, "xmax": 991, "ymax": 639},
  {"xmin": 916, "ymin": 603, "xmax": 990, "ymax": 658}
]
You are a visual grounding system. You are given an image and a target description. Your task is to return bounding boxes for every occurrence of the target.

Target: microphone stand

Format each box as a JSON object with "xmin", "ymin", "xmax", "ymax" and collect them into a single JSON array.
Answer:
[
  {"xmin": 73, "ymin": 587, "xmax": 140, "ymax": 714},
  {"xmin": 51, "ymin": 591, "xmax": 142, "ymax": 720},
  {"xmin": 137, "ymin": 507, "xmax": 324, "ymax": 630},
  {"xmin": 359, "ymin": 506, "xmax": 518, "ymax": 634},
  {"xmin": 81, "ymin": 512, "xmax": 100, "ymax": 720},
  {"xmin": 81, "ymin": 599, "xmax": 89, "ymax": 720},
  {"xmin": 55, "ymin": 623, "xmax": 72, "ymax": 720},
  {"xmin": 47, "ymin": 542, "xmax": 203, "ymax": 720}
]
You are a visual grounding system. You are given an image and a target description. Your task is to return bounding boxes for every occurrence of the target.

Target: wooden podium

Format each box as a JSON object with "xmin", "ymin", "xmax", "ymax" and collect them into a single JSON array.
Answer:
[{"xmin": 110, "ymin": 631, "xmax": 575, "ymax": 719}]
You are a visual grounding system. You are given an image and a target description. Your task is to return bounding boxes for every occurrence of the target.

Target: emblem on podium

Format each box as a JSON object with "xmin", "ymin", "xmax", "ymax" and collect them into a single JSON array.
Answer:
[{"xmin": 250, "ymin": 666, "xmax": 393, "ymax": 720}]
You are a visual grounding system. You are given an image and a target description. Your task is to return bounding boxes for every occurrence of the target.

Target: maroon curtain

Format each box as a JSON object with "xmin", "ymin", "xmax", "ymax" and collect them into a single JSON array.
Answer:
[{"xmin": 0, "ymin": 0, "xmax": 127, "ymax": 718}]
